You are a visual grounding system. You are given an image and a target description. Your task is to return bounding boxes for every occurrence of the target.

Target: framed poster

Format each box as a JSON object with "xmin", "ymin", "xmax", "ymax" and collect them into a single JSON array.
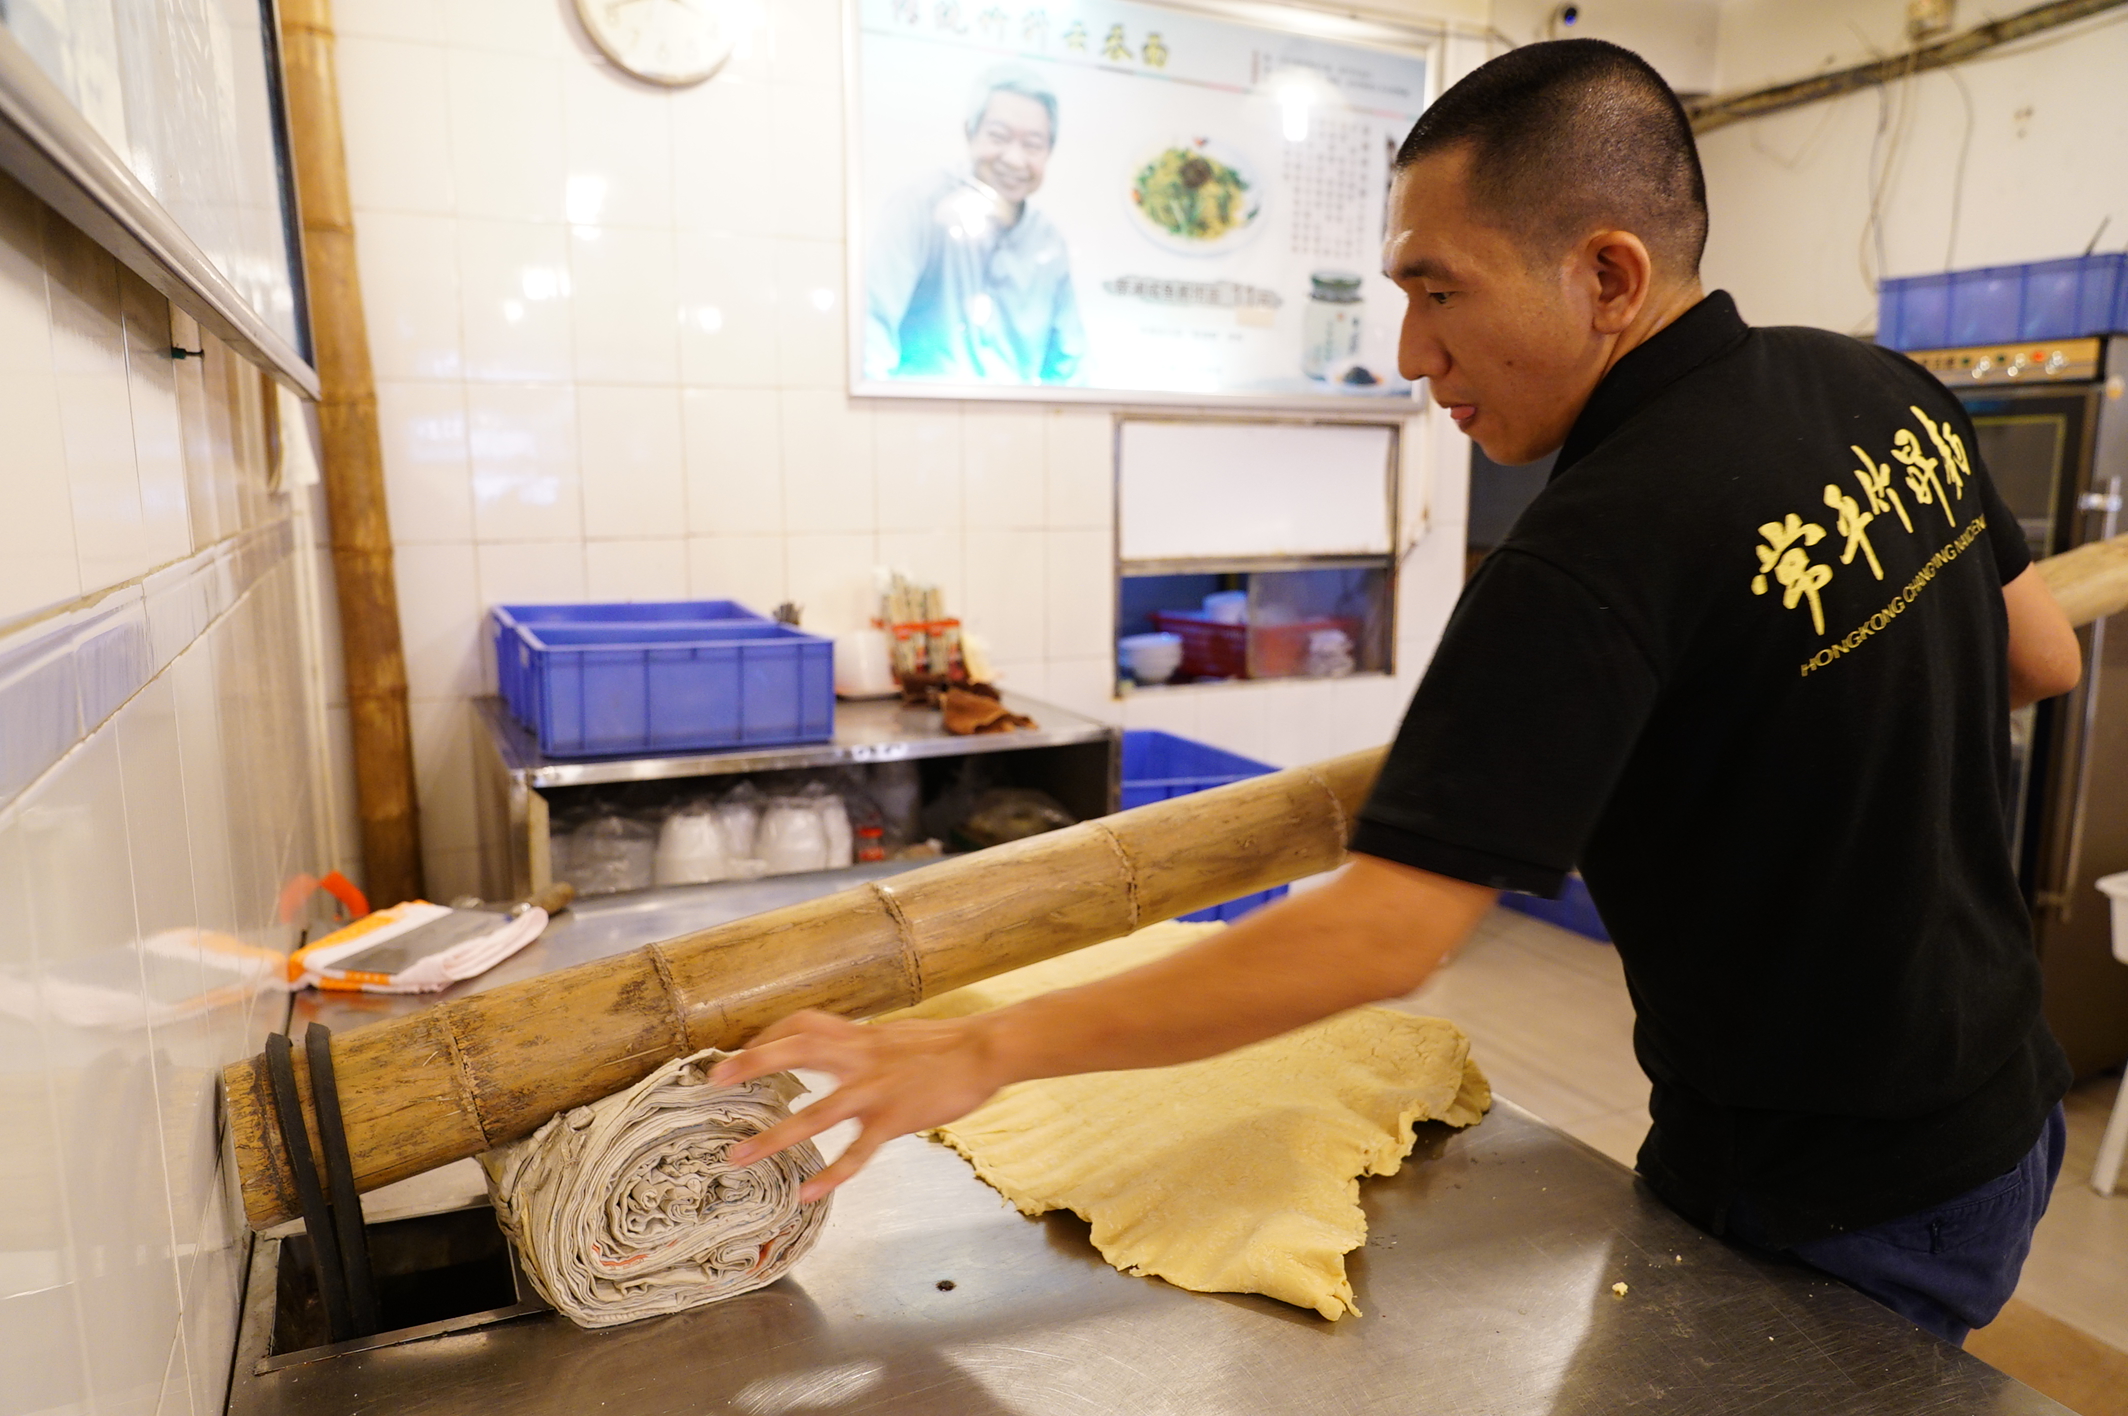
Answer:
[{"xmin": 847, "ymin": 0, "xmax": 1433, "ymax": 408}]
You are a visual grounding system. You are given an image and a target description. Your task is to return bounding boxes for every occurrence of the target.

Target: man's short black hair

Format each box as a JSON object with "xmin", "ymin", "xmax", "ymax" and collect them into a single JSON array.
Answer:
[{"xmin": 1395, "ymin": 39, "xmax": 1707, "ymax": 274}]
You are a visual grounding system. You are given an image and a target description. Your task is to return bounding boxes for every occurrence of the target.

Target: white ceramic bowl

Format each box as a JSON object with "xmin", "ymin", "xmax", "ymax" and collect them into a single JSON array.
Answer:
[{"xmin": 1120, "ymin": 632, "xmax": 1184, "ymax": 685}]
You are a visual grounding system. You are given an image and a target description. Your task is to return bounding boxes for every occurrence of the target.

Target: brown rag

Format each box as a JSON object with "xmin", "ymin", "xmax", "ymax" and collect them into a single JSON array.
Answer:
[{"xmin": 942, "ymin": 687, "xmax": 1036, "ymax": 735}]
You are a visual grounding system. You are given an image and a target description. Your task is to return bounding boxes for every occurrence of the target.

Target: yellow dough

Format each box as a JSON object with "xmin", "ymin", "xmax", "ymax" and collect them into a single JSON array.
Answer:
[{"xmin": 885, "ymin": 922, "xmax": 1490, "ymax": 1319}]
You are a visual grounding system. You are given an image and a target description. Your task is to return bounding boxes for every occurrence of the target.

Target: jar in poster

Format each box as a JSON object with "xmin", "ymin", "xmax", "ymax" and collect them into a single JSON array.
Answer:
[{"xmin": 1301, "ymin": 272, "xmax": 1363, "ymax": 379}]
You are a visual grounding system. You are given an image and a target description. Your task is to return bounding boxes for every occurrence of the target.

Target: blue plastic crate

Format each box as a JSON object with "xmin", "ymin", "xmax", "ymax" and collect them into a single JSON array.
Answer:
[
  {"xmin": 2018, "ymin": 256, "xmax": 2123, "ymax": 341},
  {"xmin": 1500, "ymin": 875, "xmax": 1611, "ymax": 943},
  {"xmin": 1879, "ymin": 272, "xmax": 1950, "ymax": 350},
  {"xmin": 1121, "ymin": 730, "xmax": 1289, "ymax": 923},
  {"xmin": 491, "ymin": 600, "xmax": 770, "ymax": 730},
  {"xmin": 1880, "ymin": 254, "xmax": 2125, "ymax": 350},
  {"xmin": 490, "ymin": 601, "xmax": 830, "ymax": 759}
]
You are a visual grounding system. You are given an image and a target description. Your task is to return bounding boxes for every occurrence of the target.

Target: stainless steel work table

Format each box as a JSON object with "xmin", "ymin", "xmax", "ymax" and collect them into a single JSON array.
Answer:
[{"xmin": 235, "ymin": 888, "xmax": 2072, "ymax": 1415}]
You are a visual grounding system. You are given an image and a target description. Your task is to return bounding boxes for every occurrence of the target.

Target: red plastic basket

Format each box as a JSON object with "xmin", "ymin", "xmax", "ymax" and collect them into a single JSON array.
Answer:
[{"xmin": 1151, "ymin": 611, "xmax": 1357, "ymax": 679}]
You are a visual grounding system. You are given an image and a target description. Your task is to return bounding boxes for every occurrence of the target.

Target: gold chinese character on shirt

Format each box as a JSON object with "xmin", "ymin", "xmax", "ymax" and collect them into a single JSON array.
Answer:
[
  {"xmin": 1142, "ymin": 30, "xmax": 1169, "ymax": 66},
  {"xmin": 1061, "ymin": 19, "xmax": 1087, "ymax": 50},
  {"xmin": 1910, "ymin": 406, "xmax": 1972, "ymax": 501},
  {"xmin": 977, "ymin": 5, "xmax": 1007, "ymax": 40},
  {"xmin": 1103, "ymin": 23, "xmax": 1132, "ymax": 59},
  {"xmin": 1850, "ymin": 445, "xmax": 1914, "ymax": 534},
  {"xmin": 1823, "ymin": 484, "xmax": 1885, "ymax": 579},
  {"xmin": 1751, "ymin": 512, "xmax": 1833, "ymax": 635},
  {"xmin": 1021, "ymin": 7, "xmax": 1048, "ymax": 46},
  {"xmin": 1891, "ymin": 428, "xmax": 1955, "ymax": 526}
]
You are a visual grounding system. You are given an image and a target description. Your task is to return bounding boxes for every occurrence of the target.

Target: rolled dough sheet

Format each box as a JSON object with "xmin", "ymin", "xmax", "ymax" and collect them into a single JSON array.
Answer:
[{"xmin": 885, "ymin": 922, "xmax": 1491, "ymax": 1319}]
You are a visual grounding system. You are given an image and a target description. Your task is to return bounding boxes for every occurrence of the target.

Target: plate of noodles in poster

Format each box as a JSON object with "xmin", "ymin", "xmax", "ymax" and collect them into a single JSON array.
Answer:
[{"xmin": 1125, "ymin": 138, "xmax": 1266, "ymax": 256}]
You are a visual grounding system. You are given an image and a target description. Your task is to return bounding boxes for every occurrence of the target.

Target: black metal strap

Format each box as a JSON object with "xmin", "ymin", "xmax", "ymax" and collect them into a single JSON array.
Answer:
[
  {"xmin": 305, "ymin": 1024, "xmax": 380, "ymax": 1335},
  {"xmin": 264, "ymin": 1032, "xmax": 354, "ymax": 1342}
]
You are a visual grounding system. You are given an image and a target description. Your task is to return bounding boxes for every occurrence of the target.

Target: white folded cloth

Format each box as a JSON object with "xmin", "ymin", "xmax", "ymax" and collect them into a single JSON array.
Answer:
[
  {"xmin": 286, "ymin": 900, "xmax": 549, "ymax": 994},
  {"xmin": 480, "ymin": 1049, "xmax": 831, "ymax": 1328}
]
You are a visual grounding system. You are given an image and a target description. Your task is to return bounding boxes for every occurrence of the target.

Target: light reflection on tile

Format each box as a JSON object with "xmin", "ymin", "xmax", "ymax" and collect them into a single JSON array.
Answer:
[
  {"xmin": 569, "ymin": 225, "xmax": 680, "ymax": 384},
  {"xmin": 19, "ymin": 731, "xmax": 183, "ymax": 1416},
  {"xmin": 353, "ymin": 211, "xmax": 463, "ymax": 380},
  {"xmin": 458, "ymin": 219, "xmax": 572, "ymax": 384},
  {"xmin": 468, "ymin": 382, "xmax": 582, "ymax": 541},
  {"xmin": 0, "ymin": 805, "xmax": 96, "ymax": 1415}
]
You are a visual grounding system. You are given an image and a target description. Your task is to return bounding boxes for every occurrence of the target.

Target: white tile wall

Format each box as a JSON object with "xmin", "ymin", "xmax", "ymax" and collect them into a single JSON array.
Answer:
[
  {"xmin": 683, "ymin": 387, "xmax": 783, "ymax": 536},
  {"xmin": 578, "ymin": 385, "xmax": 685, "ymax": 536},
  {"xmin": 376, "ymin": 379, "xmax": 476, "ymax": 543},
  {"xmin": 458, "ymin": 219, "xmax": 572, "ymax": 383},
  {"xmin": 687, "ymin": 534, "xmax": 787, "ymax": 608},
  {"xmin": 355, "ymin": 211, "xmax": 463, "ymax": 380},
  {"xmin": 332, "ymin": 0, "xmax": 1473, "ymax": 898},
  {"xmin": 336, "ymin": 37, "xmax": 456, "ymax": 215},
  {"xmin": 569, "ymin": 226, "xmax": 680, "ymax": 384},
  {"xmin": 586, "ymin": 537, "xmax": 690, "ymax": 601},
  {"xmin": 468, "ymin": 382, "xmax": 582, "ymax": 540},
  {"xmin": 0, "ymin": 168, "xmax": 351, "ymax": 1415}
]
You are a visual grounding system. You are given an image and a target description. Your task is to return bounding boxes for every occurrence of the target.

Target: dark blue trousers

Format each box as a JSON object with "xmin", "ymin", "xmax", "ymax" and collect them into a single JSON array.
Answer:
[{"xmin": 1731, "ymin": 1105, "xmax": 2067, "ymax": 1345}]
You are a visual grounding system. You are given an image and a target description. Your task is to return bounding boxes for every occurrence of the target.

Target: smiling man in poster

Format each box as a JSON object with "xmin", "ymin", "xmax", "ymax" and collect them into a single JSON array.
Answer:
[{"xmin": 864, "ymin": 67, "xmax": 1087, "ymax": 385}]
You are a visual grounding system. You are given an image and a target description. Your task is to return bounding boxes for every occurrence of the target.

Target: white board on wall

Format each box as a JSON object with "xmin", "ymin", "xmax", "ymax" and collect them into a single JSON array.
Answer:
[{"xmin": 1118, "ymin": 420, "xmax": 1396, "ymax": 562}]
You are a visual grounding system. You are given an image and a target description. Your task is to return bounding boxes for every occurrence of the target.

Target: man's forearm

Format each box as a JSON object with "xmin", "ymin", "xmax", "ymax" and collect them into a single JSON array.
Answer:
[{"xmin": 971, "ymin": 855, "xmax": 1498, "ymax": 1088}]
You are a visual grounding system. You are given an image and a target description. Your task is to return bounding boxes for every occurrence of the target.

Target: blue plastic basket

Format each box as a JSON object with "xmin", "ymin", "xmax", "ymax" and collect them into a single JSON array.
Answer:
[
  {"xmin": 1500, "ymin": 875, "xmax": 1611, "ymax": 943},
  {"xmin": 1880, "ymin": 254, "xmax": 2125, "ymax": 350},
  {"xmin": 1121, "ymin": 730, "xmax": 1290, "ymax": 923},
  {"xmin": 491, "ymin": 600, "xmax": 770, "ymax": 724},
  {"xmin": 490, "ymin": 601, "xmax": 830, "ymax": 759}
]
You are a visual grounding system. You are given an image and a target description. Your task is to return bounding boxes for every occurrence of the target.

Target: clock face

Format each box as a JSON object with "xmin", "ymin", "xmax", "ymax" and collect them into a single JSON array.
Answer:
[{"xmin": 575, "ymin": 0, "xmax": 736, "ymax": 87}]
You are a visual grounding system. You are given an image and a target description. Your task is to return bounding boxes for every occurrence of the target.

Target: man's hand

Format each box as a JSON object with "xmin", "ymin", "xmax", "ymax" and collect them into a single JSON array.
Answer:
[
  {"xmin": 711, "ymin": 855, "xmax": 1496, "ymax": 1201},
  {"xmin": 710, "ymin": 1011, "xmax": 1006, "ymax": 1202}
]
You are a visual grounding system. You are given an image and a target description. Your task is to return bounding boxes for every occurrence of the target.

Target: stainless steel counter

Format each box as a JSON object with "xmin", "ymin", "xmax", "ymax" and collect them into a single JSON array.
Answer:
[
  {"xmin": 244, "ymin": 892, "xmax": 2072, "ymax": 1416},
  {"xmin": 475, "ymin": 691, "xmax": 1117, "ymax": 790},
  {"xmin": 470, "ymin": 692, "xmax": 1119, "ymax": 901}
]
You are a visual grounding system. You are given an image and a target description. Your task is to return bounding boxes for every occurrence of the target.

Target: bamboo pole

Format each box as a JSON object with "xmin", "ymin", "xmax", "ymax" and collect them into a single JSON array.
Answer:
[
  {"xmin": 278, "ymin": 0, "xmax": 425, "ymax": 904},
  {"xmin": 226, "ymin": 748, "xmax": 1384, "ymax": 1229},
  {"xmin": 225, "ymin": 532, "xmax": 2128, "ymax": 1230},
  {"xmin": 2038, "ymin": 534, "xmax": 2128, "ymax": 631}
]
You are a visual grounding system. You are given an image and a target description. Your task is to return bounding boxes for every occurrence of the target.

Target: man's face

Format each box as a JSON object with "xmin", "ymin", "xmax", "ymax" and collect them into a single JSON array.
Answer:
[
  {"xmin": 1383, "ymin": 148, "xmax": 1613, "ymax": 466},
  {"xmin": 968, "ymin": 92, "xmax": 1054, "ymax": 205}
]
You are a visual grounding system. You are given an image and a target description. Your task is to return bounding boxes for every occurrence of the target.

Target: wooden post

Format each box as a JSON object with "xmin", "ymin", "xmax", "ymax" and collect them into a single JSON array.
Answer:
[
  {"xmin": 278, "ymin": 0, "xmax": 425, "ymax": 904},
  {"xmin": 225, "ymin": 748, "xmax": 1385, "ymax": 1229}
]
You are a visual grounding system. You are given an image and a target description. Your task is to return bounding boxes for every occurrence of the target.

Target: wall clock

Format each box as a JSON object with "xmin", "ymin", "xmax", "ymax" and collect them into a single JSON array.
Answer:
[{"xmin": 574, "ymin": 0, "xmax": 737, "ymax": 86}]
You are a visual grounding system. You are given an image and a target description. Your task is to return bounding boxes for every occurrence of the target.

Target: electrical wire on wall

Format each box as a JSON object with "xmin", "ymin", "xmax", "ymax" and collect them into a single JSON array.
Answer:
[
  {"xmin": 1856, "ymin": 45, "xmax": 1922, "ymax": 312},
  {"xmin": 1942, "ymin": 65, "xmax": 1975, "ymax": 271}
]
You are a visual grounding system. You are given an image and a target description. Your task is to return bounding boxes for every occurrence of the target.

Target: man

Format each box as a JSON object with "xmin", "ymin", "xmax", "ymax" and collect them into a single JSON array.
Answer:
[
  {"xmin": 721, "ymin": 41, "xmax": 2083, "ymax": 1346},
  {"xmin": 865, "ymin": 68, "xmax": 1085, "ymax": 385}
]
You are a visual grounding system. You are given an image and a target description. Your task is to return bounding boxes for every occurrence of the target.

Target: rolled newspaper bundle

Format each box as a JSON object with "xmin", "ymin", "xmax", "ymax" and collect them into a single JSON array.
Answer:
[{"xmin": 480, "ymin": 1050, "xmax": 831, "ymax": 1328}]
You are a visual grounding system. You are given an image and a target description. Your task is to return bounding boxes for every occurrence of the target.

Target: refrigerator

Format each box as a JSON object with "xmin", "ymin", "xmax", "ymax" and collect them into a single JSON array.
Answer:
[{"xmin": 1912, "ymin": 333, "xmax": 2128, "ymax": 1078}]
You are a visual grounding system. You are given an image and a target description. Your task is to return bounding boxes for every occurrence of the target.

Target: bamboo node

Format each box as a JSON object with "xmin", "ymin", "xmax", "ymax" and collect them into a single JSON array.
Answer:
[
  {"xmin": 645, "ymin": 943, "xmax": 697, "ymax": 1055},
  {"xmin": 1089, "ymin": 821, "xmax": 1142, "ymax": 935},
  {"xmin": 1300, "ymin": 763, "xmax": 1352, "ymax": 850},
  {"xmin": 867, "ymin": 880, "xmax": 926, "ymax": 1005},
  {"xmin": 438, "ymin": 1010, "xmax": 496, "ymax": 1148}
]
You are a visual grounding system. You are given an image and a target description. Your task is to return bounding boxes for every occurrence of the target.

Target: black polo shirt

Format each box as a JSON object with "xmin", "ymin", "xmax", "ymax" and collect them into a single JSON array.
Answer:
[{"xmin": 1354, "ymin": 291, "xmax": 2072, "ymax": 1245}]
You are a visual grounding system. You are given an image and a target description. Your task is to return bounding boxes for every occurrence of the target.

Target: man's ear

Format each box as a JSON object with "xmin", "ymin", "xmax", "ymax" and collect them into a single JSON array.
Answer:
[{"xmin": 1582, "ymin": 229, "xmax": 1654, "ymax": 335}]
